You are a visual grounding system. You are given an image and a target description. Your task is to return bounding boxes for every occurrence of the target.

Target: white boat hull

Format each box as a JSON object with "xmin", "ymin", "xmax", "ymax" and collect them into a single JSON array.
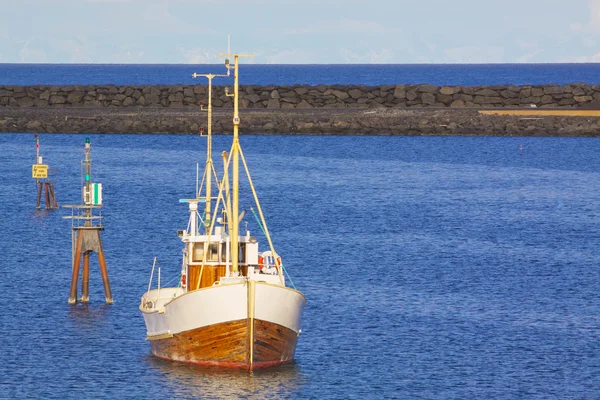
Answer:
[{"xmin": 140, "ymin": 282, "xmax": 305, "ymax": 369}]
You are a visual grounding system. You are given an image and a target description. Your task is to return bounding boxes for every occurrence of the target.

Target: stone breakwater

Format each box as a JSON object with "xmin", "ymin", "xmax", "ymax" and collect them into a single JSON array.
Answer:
[
  {"xmin": 2, "ymin": 83, "xmax": 600, "ymax": 109},
  {"xmin": 1, "ymin": 107, "xmax": 600, "ymax": 137},
  {"xmin": 1, "ymin": 84, "xmax": 600, "ymax": 136}
]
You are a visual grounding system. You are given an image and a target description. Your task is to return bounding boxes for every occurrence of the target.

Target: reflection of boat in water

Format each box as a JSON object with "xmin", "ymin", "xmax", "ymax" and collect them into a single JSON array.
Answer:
[
  {"xmin": 140, "ymin": 54, "xmax": 306, "ymax": 370},
  {"xmin": 148, "ymin": 357, "xmax": 304, "ymax": 399}
]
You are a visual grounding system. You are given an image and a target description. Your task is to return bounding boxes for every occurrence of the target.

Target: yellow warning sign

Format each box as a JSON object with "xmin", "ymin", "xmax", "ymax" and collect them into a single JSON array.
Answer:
[{"xmin": 32, "ymin": 164, "xmax": 48, "ymax": 179}]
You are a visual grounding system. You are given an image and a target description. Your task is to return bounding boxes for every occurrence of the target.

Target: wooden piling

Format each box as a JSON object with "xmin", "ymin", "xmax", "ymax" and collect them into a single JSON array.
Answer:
[{"xmin": 82, "ymin": 251, "xmax": 90, "ymax": 303}]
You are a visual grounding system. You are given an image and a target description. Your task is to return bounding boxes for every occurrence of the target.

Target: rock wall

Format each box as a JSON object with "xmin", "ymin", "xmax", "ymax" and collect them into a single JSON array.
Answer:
[
  {"xmin": 2, "ymin": 108, "xmax": 600, "ymax": 137},
  {"xmin": 2, "ymin": 83, "xmax": 600, "ymax": 109}
]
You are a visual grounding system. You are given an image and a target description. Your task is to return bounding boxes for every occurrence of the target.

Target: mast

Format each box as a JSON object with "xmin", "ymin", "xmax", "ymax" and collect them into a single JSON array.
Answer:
[
  {"xmin": 219, "ymin": 52, "xmax": 253, "ymax": 274},
  {"xmin": 232, "ymin": 55, "xmax": 240, "ymax": 274},
  {"xmin": 192, "ymin": 67, "xmax": 229, "ymax": 231}
]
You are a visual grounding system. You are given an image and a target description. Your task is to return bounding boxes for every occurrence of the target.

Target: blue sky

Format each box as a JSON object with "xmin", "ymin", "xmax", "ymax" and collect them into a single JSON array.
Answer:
[{"xmin": 2, "ymin": 0, "xmax": 600, "ymax": 64}]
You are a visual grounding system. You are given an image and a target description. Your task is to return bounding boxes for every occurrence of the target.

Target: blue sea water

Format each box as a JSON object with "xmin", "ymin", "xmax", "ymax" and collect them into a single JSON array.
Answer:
[
  {"xmin": 1, "ymin": 63, "xmax": 600, "ymax": 86},
  {"xmin": 0, "ymin": 132, "xmax": 599, "ymax": 399},
  {"xmin": 1, "ymin": 64, "xmax": 600, "ymax": 398}
]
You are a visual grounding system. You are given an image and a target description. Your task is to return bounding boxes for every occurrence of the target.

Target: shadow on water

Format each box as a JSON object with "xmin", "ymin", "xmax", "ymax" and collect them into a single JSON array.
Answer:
[{"xmin": 145, "ymin": 356, "xmax": 306, "ymax": 399}]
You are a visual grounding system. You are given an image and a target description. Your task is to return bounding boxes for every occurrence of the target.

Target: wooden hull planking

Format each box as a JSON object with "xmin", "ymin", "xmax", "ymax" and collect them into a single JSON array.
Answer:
[{"xmin": 150, "ymin": 318, "xmax": 298, "ymax": 370}]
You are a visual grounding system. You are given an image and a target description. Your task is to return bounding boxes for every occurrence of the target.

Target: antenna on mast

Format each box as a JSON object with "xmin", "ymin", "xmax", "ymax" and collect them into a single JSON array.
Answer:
[
  {"xmin": 191, "ymin": 43, "xmax": 231, "ymax": 229},
  {"xmin": 227, "ymin": 34, "xmax": 231, "ymax": 77}
]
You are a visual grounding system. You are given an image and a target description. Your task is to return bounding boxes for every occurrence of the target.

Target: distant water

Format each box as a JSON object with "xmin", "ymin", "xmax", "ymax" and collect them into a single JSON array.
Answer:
[
  {"xmin": 1, "ymin": 63, "xmax": 600, "ymax": 86},
  {"xmin": 0, "ymin": 133, "xmax": 599, "ymax": 399}
]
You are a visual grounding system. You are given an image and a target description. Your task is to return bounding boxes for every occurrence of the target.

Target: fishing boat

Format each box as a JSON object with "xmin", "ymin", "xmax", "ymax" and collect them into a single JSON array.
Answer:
[{"xmin": 139, "ymin": 54, "xmax": 306, "ymax": 370}]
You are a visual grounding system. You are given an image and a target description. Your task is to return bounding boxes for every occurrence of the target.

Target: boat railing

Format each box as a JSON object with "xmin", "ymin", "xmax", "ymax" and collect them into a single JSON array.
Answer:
[{"xmin": 141, "ymin": 287, "xmax": 183, "ymax": 311}]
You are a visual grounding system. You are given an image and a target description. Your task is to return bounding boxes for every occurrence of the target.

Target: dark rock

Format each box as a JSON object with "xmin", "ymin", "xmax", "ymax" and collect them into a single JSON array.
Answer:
[
  {"xmin": 348, "ymin": 89, "xmax": 364, "ymax": 99},
  {"xmin": 328, "ymin": 89, "xmax": 349, "ymax": 100},
  {"xmin": 26, "ymin": 120, "xmax": 42, "ymax": 130},
  {"xmin": 417, "ymin": 85, "xmax": 439, "ymax": 94},
  {"xmin": 531, "ymin": 88, "xmax": 544, "ymax": 97},
  {"xmin": 49, "ymin": 95, "xmax": 66, "ymax": 104},
  {"xmin": 436, "ymin": 94, "xmax": 453, "ymax": 105},
  {"xmin": 500, "ymin": 90, "xmax": 518, "ymax": 98},
  {"xmin": 440, "ymin": 86, "xmax": 459, "ymax": 95},
  {"xmin": 475, "ymin": 88, "xmax": 498, "ymax": 97},
  {"xmin": 421, "ymin": 93, "xmax": 436, "ymax": 105},
  {"xmin": 574, "ymin": 95, "xmax": 593, "ymax": 103},
  {"xmin": 450, "ymin": 100, "xmax": 466, "ymax": 108},
  {"xmin": 543, "ymin": 86, "xmax": 563, "ymax": 95},
  {"xmin": 267, "ymin": 98, "xmax": 280, "ymax": 109},
  {"xmin": 473, "ymin": 96, "xmax": 503, "ymax": 104},
  {"xmin": 168, "ymin": 93, "xmax": 184, "ymax": 102},
  {"xmin": 68, "ymin": 91, "xmax": 85, "ymax": 103},
  {"xmin": 18, "ymin": 97, "xmax": 34, "ymax": 107},
  {"xmin": 246, "ymin": 94, "xmax": 260, "ymax": 103},
  {"xmin": 406, "ymin": 90, "xmax": 418, "ymax": 101}
]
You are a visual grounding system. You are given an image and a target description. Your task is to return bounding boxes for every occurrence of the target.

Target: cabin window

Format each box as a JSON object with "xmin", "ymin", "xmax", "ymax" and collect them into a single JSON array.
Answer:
[
  {"xmin": 239, "ymin": 244, "xmax": 246, "ymax": 264},
  {"xmin": 208, "ymin": 243, "xmax": 219, "ymax": 261},
  {"xmin": 192, "ymin": 244, "xmax": 204, "ymax": 262}
]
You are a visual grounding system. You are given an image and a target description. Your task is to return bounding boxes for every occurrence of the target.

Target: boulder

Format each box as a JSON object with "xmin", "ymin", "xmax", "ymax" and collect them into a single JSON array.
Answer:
[
  {"xmin": 475, "ymin": 88, "xmax": 499, "ymax": 97},
  {"xmin": 440, "ymin": 86, "xmax": 459, "ymax": 95},
  {"xmin": 450, "ymin": 99, "xmax": 466, "ymax": 108},
  {"xmin": 168, "ymin": 93, "xmax": 184, "ymax": 102},
  {"xmin": 18, "ymin": 97, "xmax": 34, "ymax": 107},
  {"xmin": 348, "ymin": 89, "xmax": 364, "ymax": 99},
  {"xmin": 417, "ymin": 85, "xmax": 439, "ymax": 93},
  {"xmin": 49, "ymin": 95, "xmax": 66, "ymax": 104},
  {"xmin": 473, "ymin": 96, "xmax": 503, "ymax": 104},
  {"xmin": 436, "ymin": 94, "xmax": 453, "ymax": 105},
  {"xmin": 296, "ymin": 100, "xmax": 313, "ymax": 108},
  {"xmin": 267, "ymin": 98, "xmax": 280, "ymax": 109},
  {"xmin": 328, "ymin": 89, "xmax": 349, "ymax": 100},
  {"xmin": 547, "ymin": 85, "xmax": 566, "ymax": 94},
  {"xmin": 531, "ymin": 88, "xmax": 544, "ymax": 97},
  {"xmin": 500, "ymin": 90, "xmax": 518, "ymax": 98},
  {"xmin": 26, "ymin": 120, "xmax": 42, "ymax": 130},
  {"xmin": 67, "ymin": 91, "xmax": 85, "ymax": 103},
  {"xmin": 294, "ymin": 87, "xmax": 309, "ymax": 95},
  {"xmin": 454, "ymin": 94, "xmax": 473, "ymax": 102},
  {"xmin": 421, "ymin": 92, "xmax": 436, "ymax": 105},
  {"xmin": 519, "ymin": 88, "xmax": 532, "ymax": 98},
  {"xmin": 393, "ymin": 85, "xmax": 405, "ymax": 98},
  {"xmin": 246, "ymin": 94, "xmax": 260, "ymax": 103},
  {"xmin": 574, "ymin": 95, "xmax": 593, "ymax": 103}
]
